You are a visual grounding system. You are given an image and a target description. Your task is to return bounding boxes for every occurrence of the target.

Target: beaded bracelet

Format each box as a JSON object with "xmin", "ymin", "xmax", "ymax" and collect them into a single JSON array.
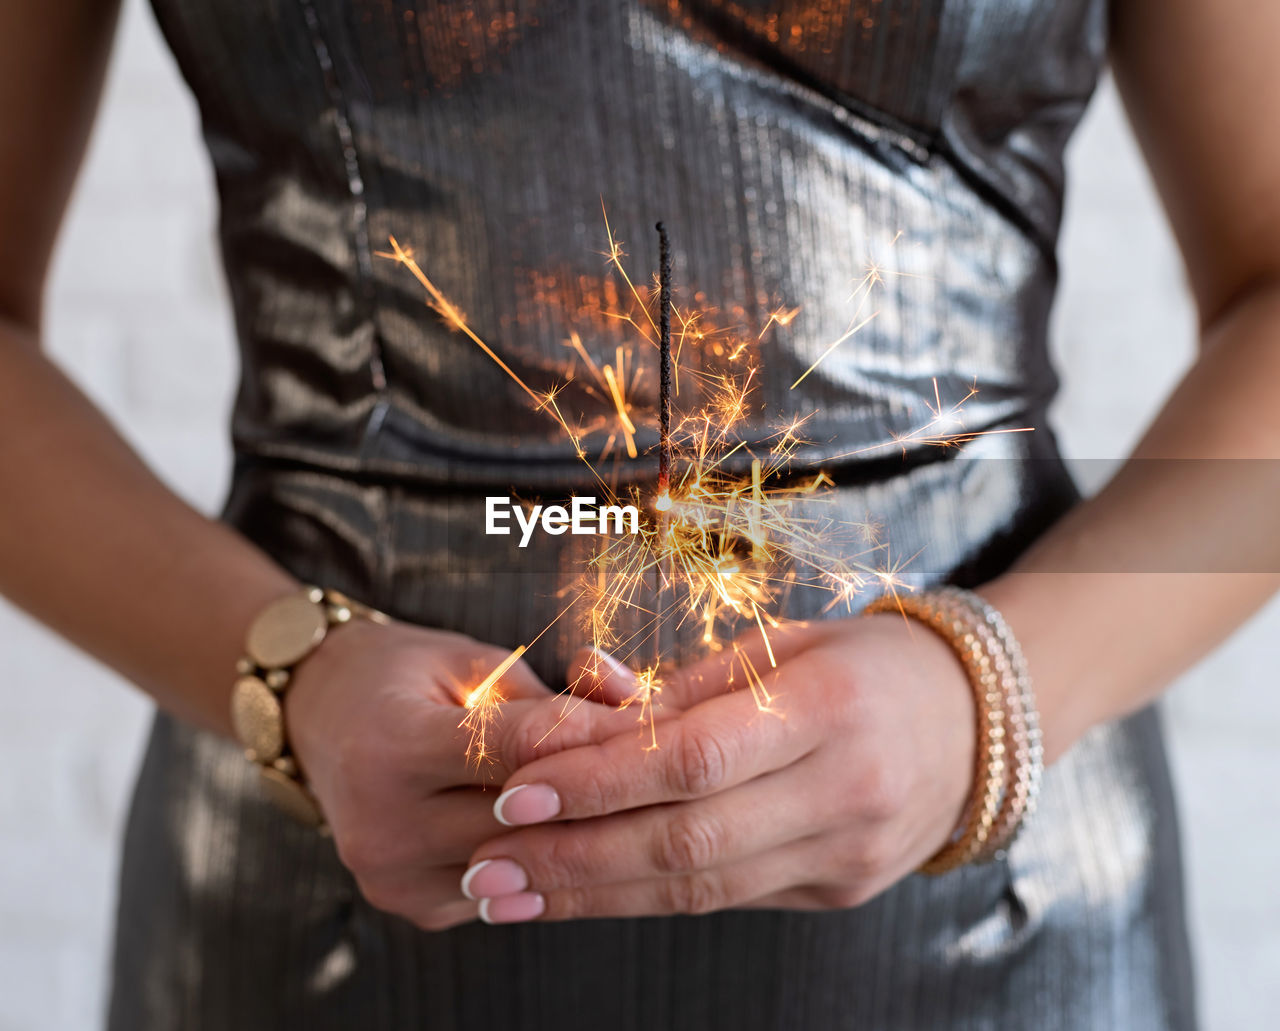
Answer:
[
  {"xmin": 864, "ymin": 590, "xmax": 1008, "ymax": 872},
  {"xmin": 864, "ymin": 586, "xmax": 1041, "ymax": 873},
  {"xmin": 934, "ymin": 587, "xmax": 1043, "ymax": 861}
]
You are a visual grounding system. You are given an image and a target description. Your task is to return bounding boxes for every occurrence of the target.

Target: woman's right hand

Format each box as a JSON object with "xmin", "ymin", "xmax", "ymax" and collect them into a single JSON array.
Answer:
[{"xmin": 282, "ymin": 617, "xmax": 631, "ymax": 931}]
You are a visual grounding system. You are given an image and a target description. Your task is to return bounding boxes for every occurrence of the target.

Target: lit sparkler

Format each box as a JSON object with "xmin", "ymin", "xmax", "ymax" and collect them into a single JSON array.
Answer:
[{"xmin": 381, "ymin": 214, "xmax": 1029, "ymax": 764}]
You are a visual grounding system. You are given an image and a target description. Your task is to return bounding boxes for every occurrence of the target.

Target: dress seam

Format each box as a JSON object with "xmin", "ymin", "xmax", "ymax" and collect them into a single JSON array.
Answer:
[{"xmin": 296, "ymin": 0, "xmax": 391, "ymax": 459}]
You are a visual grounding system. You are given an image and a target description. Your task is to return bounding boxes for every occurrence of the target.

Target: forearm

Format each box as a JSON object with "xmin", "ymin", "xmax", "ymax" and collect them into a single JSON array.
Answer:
[
  {"xmin": 983, "ymin": 285, "xmax": 1280, "ymax": 762},
  {"xmin": 0, "ymin": 319, "xmax": 298, "ymax": 736}
]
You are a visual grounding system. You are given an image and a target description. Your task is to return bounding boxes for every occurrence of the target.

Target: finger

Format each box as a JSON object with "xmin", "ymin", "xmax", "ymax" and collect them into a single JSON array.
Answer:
[
  {"xmin": 411, "ymin": 645, "xmax": 566, "ymax": 785},
  {"xmin": 652, "ymin": 619, "xmax": 841, "ymax": 709},
  {"xmin": 491, "ymin": 685, "xmax": 816, "ymax": 826},
  {"xmin": 496, "ymin": 690, "xmax": 678, "ymax": 771},
  {"xmin": 565, "ymin": 621, "xmax": 846, "ymax": 712},
  {"xmin": 478, "ymin": 839, "xmax": 823, "ymax": 924},
  {"xmin": 735, "ymin": 872, "xmax": 895, "ymax": 912},
  {"xmin": 418, "ymin": 789, "xmax": 508, "ymax": 864},
  {"xmin": 361, "ymin": 864, "xmax": 480, "ymax": 931},
  {"xmin": 465, "ymin": 755, "xmax": 837, "ymax": 894},
  {"xmin": 414, "ymin": 896, "xmax": 480, "ymax": 931},
  {"xmin": 420, "ymin": 691, "xmax": 644, "ymax": 786},
  {"xmin": 417, "ymin": 703, "xmax": 520, "ymax": 786},
  {"xmin": 564, "ymin": 625, "xmax": 829, "ymax": 713},
  {"xmin": 335, "ymin": 788, "xmax": 503, "ymax": 874},
  {"xmin": 734, "ymin": 888, "xmax": 830, "ymax": 911},
  {"xmin": 565, "ymin": 646, "xmax": 640, "ymax": 706},
  {"xmin": 467, "ymin": 647, "xmax": 552, "ymax": 703}
]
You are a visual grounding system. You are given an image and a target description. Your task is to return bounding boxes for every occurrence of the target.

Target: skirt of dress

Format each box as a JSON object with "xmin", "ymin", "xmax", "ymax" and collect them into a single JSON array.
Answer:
[{"xmin": 106, "ymin": 461, "xmax": 1198, "ymax": 1031}]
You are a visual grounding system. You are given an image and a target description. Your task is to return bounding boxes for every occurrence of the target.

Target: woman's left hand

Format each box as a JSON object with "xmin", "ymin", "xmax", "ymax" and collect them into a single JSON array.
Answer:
[{"xmin": 460, "ymin": 614, "xmax": 978, "ymax": 923}]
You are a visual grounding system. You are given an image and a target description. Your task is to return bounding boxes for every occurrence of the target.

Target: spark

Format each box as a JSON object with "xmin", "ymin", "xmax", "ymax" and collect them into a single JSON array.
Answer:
[
  {"xmin": 829, "ymin": 379, "xmax": 1034, "ymax": 461},
  {"xmin": 790, "ymin": 310, "xmax": 880, "ymax": 389},
  {"xmin": 602, "ymin": 360, "xmax": 638, "ymax": 457},
  {"xmin": 619, "ymin": 667, "xmax": 663, "ymax": 752},
  {"xmin": 376, "ymin": 237, "xmax": 542, "ymax": 406},
  {"xmin": 458, "ymin": 646, "xmax": 527, "ymax": 768},
  {"xmin": 732, "ymin": 643, "xmax": 776, "ymax": 714},
  {"xmin": 789, "ymin": 231, "xmax": 933, "ymax": 389},
  {"xmin": 759, "ymin": 305, "xmax": 801, "ymax": 340}
]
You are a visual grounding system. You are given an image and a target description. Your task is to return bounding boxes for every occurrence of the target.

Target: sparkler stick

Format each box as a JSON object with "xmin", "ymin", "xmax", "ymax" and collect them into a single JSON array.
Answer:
[
  {"xmin": 655, "ymin": 222, "xmax": 674, "ymax": 508},
  {"xmin": 652, "ymin": 222, "xmax": 676, "ymax": 694}
]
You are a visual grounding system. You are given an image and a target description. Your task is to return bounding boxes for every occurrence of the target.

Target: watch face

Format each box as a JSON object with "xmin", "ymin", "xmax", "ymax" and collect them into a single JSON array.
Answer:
[
  {"xmin": 258, "ymin": 767, "xmax": 326, "ymax": 828},
  {"xmin": 245, "ymin": 592, "xmax": 328, "ymax": 669},
  {"xmin": 230, "ymin": 675, "xmax": 284, "ymax": 763}
]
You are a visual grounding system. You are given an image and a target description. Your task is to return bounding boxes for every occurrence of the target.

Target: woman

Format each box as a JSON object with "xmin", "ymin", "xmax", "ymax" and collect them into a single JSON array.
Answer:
[{"xmin": 2, "ymin": 0, "xmax": 1276, "ymax": 1027}]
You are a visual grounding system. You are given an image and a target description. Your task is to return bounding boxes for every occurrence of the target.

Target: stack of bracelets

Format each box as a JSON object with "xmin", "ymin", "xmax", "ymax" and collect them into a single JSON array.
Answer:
[{"xmin": 864, "ymin": 586, "xmax": 1044, "ymax": 874}]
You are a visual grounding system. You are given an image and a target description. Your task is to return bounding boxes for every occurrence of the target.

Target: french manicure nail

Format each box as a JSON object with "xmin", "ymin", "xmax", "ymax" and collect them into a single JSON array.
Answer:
[
  {"xmin": 461, "ymin": 858, "xmax": 528, "ymax": 900},
  {"xmin": 478, "ymin": 892, "xmax": 546, "ymax": 925},
  {"xmin": 493, "ymin": 783, "xmax": 562, "ymax": 826},
  {"xmin": 459, "ymin": 859, "xmax": 491, "ymax": 900},
  {"xmin": 591, "ymin": 647, "xmax": 637, "ymax": 683}
]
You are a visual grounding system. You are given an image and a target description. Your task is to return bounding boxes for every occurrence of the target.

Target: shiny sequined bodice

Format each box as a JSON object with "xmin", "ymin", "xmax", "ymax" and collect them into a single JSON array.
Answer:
[{"xmin": 149, "ymin": 0, "xmax": 1106, "ymax": 490}]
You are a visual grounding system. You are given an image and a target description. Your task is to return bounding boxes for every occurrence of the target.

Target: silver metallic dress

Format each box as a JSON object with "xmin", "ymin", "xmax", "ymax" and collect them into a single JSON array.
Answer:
[{"xmin": 108, "ymin": 1, "xmax": 1197, "ymax": 1027}]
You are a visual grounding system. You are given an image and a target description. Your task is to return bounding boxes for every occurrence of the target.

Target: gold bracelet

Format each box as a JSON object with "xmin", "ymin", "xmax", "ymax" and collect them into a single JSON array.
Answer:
[
  {"xmin": 230, "ymin": 585, "xmax": 388, "ymax": 832},
  {"xmin": 864, "ymin": 590, "xmax": 1008, "ymax": 874}
]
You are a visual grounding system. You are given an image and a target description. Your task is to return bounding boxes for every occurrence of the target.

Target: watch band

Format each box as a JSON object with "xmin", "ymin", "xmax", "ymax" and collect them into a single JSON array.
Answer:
[{"xmin": 230, "ymin": 585, "xmax": 388, "ymax": 831}]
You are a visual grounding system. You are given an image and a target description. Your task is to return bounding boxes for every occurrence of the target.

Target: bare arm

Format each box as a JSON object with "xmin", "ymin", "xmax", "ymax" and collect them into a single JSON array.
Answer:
[
  {"xmin": 983, "ymin": 0, "xmax": 1280, "ymax": 758},
  {"xmin": 0, "ymin": 0, "xmax": 297, "ymax": 735},
  {"xmin": 0, "ymin": 5, "xmax": 639, "ymax": 935}
]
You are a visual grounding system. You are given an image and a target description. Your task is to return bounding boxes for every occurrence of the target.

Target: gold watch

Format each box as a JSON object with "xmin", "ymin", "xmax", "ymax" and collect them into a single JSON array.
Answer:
[{"xmin": 230, "ymin": 585, "xmax": 388, "ymax": 831}]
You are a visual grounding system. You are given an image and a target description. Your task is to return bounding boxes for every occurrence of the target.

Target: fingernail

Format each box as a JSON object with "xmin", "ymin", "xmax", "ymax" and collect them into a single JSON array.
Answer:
[
  {"xmin": 493, "ymin": 783, "xmax": 561, "ymax": 826},
  {"xmin": 478, "ymin": 892, "xmax": 545, "ymax": 925},
  {"xmin": 591, "ymin": 647, "xmax": 637, "ymax": 683},
  {"xmin": 461, "ymin": 858, "xmax": 528, "ymax": 900}
]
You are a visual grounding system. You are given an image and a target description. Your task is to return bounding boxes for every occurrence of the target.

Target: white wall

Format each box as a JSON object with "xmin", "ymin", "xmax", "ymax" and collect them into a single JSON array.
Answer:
[{"xmin": 0, "ymin": 2, "xmax": 1276, "ymax": 1027}]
